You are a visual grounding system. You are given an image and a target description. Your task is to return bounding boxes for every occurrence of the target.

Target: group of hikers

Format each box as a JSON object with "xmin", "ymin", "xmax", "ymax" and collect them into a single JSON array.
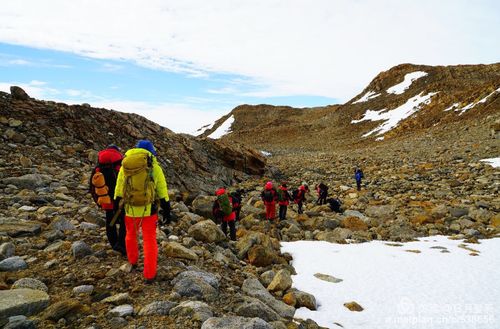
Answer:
[{"xmin": 89, "ymin": 141, "xmax": 365, "ymax": 283}]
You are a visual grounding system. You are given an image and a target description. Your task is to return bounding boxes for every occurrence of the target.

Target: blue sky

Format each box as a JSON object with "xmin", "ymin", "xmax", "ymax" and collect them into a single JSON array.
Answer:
[{"xmin": 0, "ymin": 1, "xmax": 498, "ymax": 133}]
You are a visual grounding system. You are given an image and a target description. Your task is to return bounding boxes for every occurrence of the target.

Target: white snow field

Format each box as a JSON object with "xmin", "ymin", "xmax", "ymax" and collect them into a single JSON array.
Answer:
[
  {"xmin": 351, "ymin": 92, "xmax": 437, "ymax": 137},
  {"xmin": 352, "ymin": 91, "xmax": 381, "ymax": 104},
  {"xmin": 387, "ymin": 71, "xmax": 428, "ymax": 94},
  {"xmin": 207, "ymin": 115, "xmax": 235, "ymax": 139},
  {"xmin": 480, "ymin": 157, "xmax": 500, "ymax": 168},
  {"xmin": 281, "ymin": 236, "xmax": 500, "ymax": 329}
]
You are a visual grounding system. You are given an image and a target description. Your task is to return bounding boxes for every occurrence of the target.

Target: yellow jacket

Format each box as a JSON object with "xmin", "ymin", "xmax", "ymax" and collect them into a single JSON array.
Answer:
[{"xmin": 114, "ymin": 148, "xmax": 169, "ymax": 217}]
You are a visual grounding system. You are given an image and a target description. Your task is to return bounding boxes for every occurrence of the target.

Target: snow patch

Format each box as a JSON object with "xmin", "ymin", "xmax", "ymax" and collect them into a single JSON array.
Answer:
[
  {"xmin": 353, "ymin": 91, "xmax": 381, "ymax": 104},
  {"xmin": 260, "ymin": 150, "xmax": 272, "ymax": 157},
  {"xmin": 352, "ymin": 92, "xmax": 437, "ymax": 137},
  {"xmin": 281, "ymin": 236, "xmax": 500, "ymax": 329},
  {"xmin": 454, "ymin": 88, "xmax": 499, "ymax": 115},
  {"xmin": 480, "ymin": 157, "xmax": 500, "ymax": 168},
  {"xmin": 207, "ymin": 115, "xmax": 235, "ymax": 139},
  {"xmin": 444, "ymin": 103, "xmax": 459, "ymax": 112},
  {"xmin": 387, "ymin": 71, "xmax": 428, "ymax": 94}
]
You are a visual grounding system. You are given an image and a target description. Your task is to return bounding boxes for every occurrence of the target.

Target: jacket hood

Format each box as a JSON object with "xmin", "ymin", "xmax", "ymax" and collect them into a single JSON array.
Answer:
[
  {"xmin": 265, "ymin": 181, "xmax": 273, "ymax": 190},
  {"xmin": 136, "ymin": 139, "xmax": 157, "ymax": 156},
  {"xmin": 216, "ymin": 188, "xmax": 226, "ymax": 196}
]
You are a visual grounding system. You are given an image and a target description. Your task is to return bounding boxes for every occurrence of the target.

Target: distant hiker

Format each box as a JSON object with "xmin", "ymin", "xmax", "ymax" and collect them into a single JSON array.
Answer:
[
  {"xmin": 277, "ymin": 182, "xmax": 292, "ymax": 221},
  {"xmin": 316, "ymin": 182, "xmax": 328, "ymax": 205},
  {"xmin": 114, "ymin": 139, "xmax": 171, "ymax": 284},
  {"xmin": 294, "ymin": 184, "xmax": 307, "ymax": 214},
  {"xmin": 89, "ymin": 144, "xmax": 126, "ymax": 256},
  {"xmin": 213, "ymin": 187, "xmax": 237, "ymax": 241},
  {"xmin": 261, "ymin": 181, "xmax": 278, "ymax": 220},
  {"xmin": 355, "ymin": 167, "xmax": 364, "ymax": 191},
  {"xmin": 327, "ymin": 197, "xmax": 343, "ymax": 213},
  {"xmin": 230, "ymin": 189, "xmax": 243, "ymax": 221}
]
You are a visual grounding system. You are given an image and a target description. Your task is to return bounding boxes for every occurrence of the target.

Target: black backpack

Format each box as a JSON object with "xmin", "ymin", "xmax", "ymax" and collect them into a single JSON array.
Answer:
[
  {"xmin": 262, "ymin": 189, "xmax": 274, "ymax": 202},
  {"xmin": 292, "ymin": 189, "xmax": 299, "ymax": 200}
]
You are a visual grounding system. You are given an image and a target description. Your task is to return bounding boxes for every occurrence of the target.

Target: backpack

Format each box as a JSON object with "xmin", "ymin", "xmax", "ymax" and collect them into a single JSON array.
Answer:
[
  {"xmin": 263, "ymin": 189, "xmax": 274, "ymax": 202},
  {"xmin": 292, "ymin": 189, "xmax": 299, "ymax": 201},
  {"xmin": 230, "ymin": 192, "xmax": 241, "ymax": 208},
  {"xmin": 276, "ymin": 188, "xmax": 284, "ymax": 202},
  {"xmin": 122, "ymin": 152, "xmax": 155, "ymax": 207},
  {"xmin": 91, "ymin": 171, "xmax": 111, "ymax": 206},
  {"xmin": 217, "ymin": 193, "xmax": 233, "ymax": 216},
  {"xmin": 90, "ymin": 161, "xmax": 120, "ymax": 208}
]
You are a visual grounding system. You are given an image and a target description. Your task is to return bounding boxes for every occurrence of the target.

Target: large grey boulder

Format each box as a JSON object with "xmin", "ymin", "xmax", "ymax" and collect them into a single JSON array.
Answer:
[
  {"xmin": 0, "ymin": 257, "xmax": 27, "ymax": 272},
  {"xmin": 71, "ymin": 241, "xmax": 92, "ymax": 259},
  {"xmin": 241, "ymin": 278, "xmax": 295, "ymax": 319},
  {"xmin": 0, "ymin": 221, "xmax": 42, "ymax": 237},
  {"xmin": 202, "ymin": 316, "xmax": 272, "ymax": 329},
  {"xmin": 1, "ymin": 174, "xmax": 51, "ymax": 189},
  {"xmin": 234, "ymin": 296, "xmax": 281, "ymax": 322},
  {"xmin": 0, "ymin": 289, "xmax": 50, "ymax": 321},
  {"xmin": 172, "ymin": 270, "xmax": 219, "ymax": 301},
  {"xmin": 11, "ymin": 278, "xmax": 48, "ymax": 293}
]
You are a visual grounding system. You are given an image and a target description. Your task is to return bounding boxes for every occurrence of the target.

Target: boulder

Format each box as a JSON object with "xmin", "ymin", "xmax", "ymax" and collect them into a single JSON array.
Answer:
[
  {"xmin": 0, "ymin": 221, "xmax": 42, "ymax": 237},
  {"xmin": 138, "ymin": 301, "xmax": 177, "ymax": 316},
  {"xmin": 10, "ymin": 86, "xmax": 30, "ymax": 100},
  {"xmin": 248, "ymin": 245, "xmax": 276, "ymax": 267},
  {"xmin": 202, "ymin": 316, "xmax": 273, "ymax": 329},
  {"xmin": 188, "ymin": 220, "xmax": 226, "ymax": 243},
  {"xmin": 71, "ymin": 241, "xmax": 92, "ymax": 259},
  {"xmin": 294, "ymin": 291, "xmax": 317, "ymax": 310},
  {"xmin": 0, "ymin": 242, "xmax": 15, "ymax": 260},
  {"xmin": 164, "ymin": 241, "xmax": 199, "ymax": 261},
  {"xmin": 1, "ymin": 174, "xmax": 51, "ymax": 189},
  {"xmin": 241, "ymin": 278, "xmax": 295, "ymax": 318},
  {"xmin": 108, "ymin": 304, "xmax": 134, "ymax": 317},
  {"xmin": 172, "ymin": 270, "xmax": 219, "ymax": 301},
  {"xmin": 169, "ymin": 301, "xmax": 213, "ymax": 322},
  {"xmin": 234, "ymin": 297, "xmax": 281, "ymax": 322},
  {"xmin": 267, "ymin": 270, "xmax": 292, "ymax": 292},
  {"xmin": 0, "ymin": 289, "xmax": 49, "ymax": 320},
  {"xmin": 365, "ymin": 205, "xmax": 396, "ymax": 219},
  {"xmin": 11, "ymin": 278, "xmax": 48, "ymax": 292},
  {"xmin": 341, "ymin": 216, "xmax": 369, "ymax": 231},
  {"xmin": 41, "ymin": 299, "xmax": 85, "ymax": 321},
  {"xmin": 192, "ymin": 195, "xmax": 216, "ymax": 219},
  {"xmin": 3, "ymin": 315, "xmax": 35, "ymax": 329},
  {"xmin": 0, "ymin": 257, "xmax": 27, "ymax": 272}
]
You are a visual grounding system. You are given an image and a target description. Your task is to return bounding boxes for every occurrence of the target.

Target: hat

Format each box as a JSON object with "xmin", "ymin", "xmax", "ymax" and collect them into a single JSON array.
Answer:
[
  {"xmin": 107, "ymin": 144, "xmax": 120, "ymax": 151},
  {"xmin": 136, "ymin": 140, "xmax": 157, "ymax": 156},
  {"xmin": 215, "ymin": 187, "xmax": 226, "ymax": 196},
  {"xmin": 265, "ymin": 181, "xmax": 273, "ymax": 190}
]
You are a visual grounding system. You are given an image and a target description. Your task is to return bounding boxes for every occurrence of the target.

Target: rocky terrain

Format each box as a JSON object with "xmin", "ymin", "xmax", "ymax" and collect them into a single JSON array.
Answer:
[{"xmin": 0, "ymin": 62, "xmax": 499, "ymax": 329}]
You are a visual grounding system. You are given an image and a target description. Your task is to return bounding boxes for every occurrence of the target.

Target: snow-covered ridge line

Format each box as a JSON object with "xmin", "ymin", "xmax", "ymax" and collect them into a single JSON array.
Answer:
[
  {"xmin": 193, "ymin": 121, "xmax": 215, "ymax": 136},
  {"xmin": 352, "ymin": 92, "xmax": 438, "ymax": 137},
  {"xmin": 387, "ymin": 71, "xmax": 428, "ymax": 95},
  {"xmin": 207, "ymin": 115, "xmax": 235, "ymax": 139},
  {"xmin": 352, "ymin": 91, "xmax": 381, "ymax": 104}
]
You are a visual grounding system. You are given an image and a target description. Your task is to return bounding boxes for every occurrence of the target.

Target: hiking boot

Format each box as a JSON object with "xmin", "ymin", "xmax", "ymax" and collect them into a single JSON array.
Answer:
[{"xmin": 144, "ymin": 277, "xmax": 156, "ymax": 285}]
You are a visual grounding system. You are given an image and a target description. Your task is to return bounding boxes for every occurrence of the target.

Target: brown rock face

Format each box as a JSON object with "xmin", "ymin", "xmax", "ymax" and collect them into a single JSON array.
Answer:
[{"xmin": 0, "ymin": 90, "xmax": 266, "ymax": 195}]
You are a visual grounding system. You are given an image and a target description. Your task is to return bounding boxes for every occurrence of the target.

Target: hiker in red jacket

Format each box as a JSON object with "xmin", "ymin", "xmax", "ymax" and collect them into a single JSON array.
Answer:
[
  {"xmin": 294, "ymin": 184, "xmax": 307, "ymax": 214},
  {"xmin": 277, "ymin": 182, "xmax": 292, "ymax": 221},
  {"xmin": 261, "ymin": 181, "xmax": 278, "ymax": 220},
  {"xmin": 89, "ymin": 145, "xmax": 126, "ymax": 256},
  {"xmin": 213, "ymin": 188, "xmax": 237, "ymax": 241}
]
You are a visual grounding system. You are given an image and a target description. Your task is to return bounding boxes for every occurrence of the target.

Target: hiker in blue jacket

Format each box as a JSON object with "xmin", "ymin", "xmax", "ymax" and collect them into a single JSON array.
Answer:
[{"xmin": 354, "ymin": 167, "xmax": 364, "ymax": 191}]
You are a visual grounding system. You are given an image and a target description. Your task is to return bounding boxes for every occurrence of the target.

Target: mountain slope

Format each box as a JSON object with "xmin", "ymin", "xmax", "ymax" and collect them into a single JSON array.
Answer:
[
  {"xmin": 0, "ymin": 88, "xmax": 266, "ymax": 196},
  {"xmin": 199, "ymin": 63, "xmax": 500, "ymax": 153}
]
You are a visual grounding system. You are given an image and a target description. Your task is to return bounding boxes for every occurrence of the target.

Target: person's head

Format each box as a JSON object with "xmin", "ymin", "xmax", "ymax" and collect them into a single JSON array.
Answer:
[
  {"xmin": 215, "ymin": 187, "xmax": 226, "ymax": 196},
  {"xmin": 265, "ymin": 181, "xmax": 273, "ymax": 190},
  {"xmin": 107, "ymin": 144, "xmax": 120, "ymax": 152},
  {"xmin": 136, "ymin": 139, "xmax": 157, "ymax": 156}
]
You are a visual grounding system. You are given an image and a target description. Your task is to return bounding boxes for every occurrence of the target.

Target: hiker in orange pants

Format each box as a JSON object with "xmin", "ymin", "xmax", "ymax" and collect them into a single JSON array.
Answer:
[
  {"xmin": 114, "ymin": 140, "xmax": 170, "ymax": 284},
  {"xmin": 124, "ymin": 214, "xmax": 158, "ymax": 280}
]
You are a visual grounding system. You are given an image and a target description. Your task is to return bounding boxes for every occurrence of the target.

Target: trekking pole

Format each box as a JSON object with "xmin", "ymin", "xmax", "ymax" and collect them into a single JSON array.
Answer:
[{"xmin": 109, "ymin": 199, "xmax": 124, "ymax": 226}]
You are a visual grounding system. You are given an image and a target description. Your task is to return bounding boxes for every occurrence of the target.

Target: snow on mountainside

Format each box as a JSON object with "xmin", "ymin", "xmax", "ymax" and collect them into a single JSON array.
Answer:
[
  {"xmin": 208, "ymin": 114, "xmax": 235, "ymax": 139},
  {"xmin": 196, "ymin": 63, "xmax": 500, "ymax": 153}
]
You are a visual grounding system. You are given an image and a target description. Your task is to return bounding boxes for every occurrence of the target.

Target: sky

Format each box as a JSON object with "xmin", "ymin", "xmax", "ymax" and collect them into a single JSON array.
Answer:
[{"xmin": 0, "ymin": 0, "xmax": 498, "ymax": 134}]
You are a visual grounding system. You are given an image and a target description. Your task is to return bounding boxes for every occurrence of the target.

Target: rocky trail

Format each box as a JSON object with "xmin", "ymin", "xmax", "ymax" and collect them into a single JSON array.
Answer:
[{"xmin": 0, "ymin": 84, "xmax": 499, "ymax": 329}]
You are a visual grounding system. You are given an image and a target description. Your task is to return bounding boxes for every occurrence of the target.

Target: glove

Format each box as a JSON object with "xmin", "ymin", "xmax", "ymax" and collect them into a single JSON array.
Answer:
[{"xmin": 160, "ymin": 199, "xmax": 171, "ymax": 225}]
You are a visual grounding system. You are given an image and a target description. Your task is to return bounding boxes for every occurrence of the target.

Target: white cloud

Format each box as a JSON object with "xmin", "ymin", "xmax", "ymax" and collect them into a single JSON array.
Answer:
[{"xmin": 0, "ymin": 1, "xmax": 498, "ymax": 101}]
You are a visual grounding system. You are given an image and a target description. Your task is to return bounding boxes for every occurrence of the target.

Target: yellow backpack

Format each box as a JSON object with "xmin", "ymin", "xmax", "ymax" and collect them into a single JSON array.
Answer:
[{"xmin": 122, "ymin": 153, "xmax": 156, "ymax": 207}]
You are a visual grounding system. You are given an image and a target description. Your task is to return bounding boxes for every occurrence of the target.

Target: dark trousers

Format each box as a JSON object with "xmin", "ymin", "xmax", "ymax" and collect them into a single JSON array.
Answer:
[
  {"xmin": 235, "ymin": 208, "xmax": 241, "ymax": 221},
  {"xmin": 356, "ymin": 180, "xmax": 362, "ymax": 191},
  {"xmin": 221, "ymin": 220, "xmax": 236, "ymax": 241},
  {"xmin": 297, "ymin": 201, "xmax": 303, "ymax": 214},
  {"xmin": 279, "ymin": 205, "xmax": 287, "ymax": 221},
  {"xmin": 105, "ymin": 210, "xmax": 126, "ymax": 254},
  {"xmin": 317, "ymin": 196, "xmax": 327, "ymax": 205}
]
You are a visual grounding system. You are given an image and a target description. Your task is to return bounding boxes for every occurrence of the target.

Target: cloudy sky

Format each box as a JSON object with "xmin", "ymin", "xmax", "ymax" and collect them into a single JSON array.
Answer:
[{"xmin": 0, "ymin": 0, "xmax": 498, "ymax": 133}]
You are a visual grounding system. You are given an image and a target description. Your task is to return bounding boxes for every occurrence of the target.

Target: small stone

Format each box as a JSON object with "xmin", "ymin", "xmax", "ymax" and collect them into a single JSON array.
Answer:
[
  {"xmin": 267, "ymin": 270, "xmax": 292, "ymax": 292},
  {"xmin": 11, "ymin": 278, "xmax": 48, "ymax": 292},
  {"xmin": 314, "ymin": 273, "xmax": 343, "ymax": 283},
  {"xmin": 344, "ymin": 301, "xmax": 364, "ymax": 312},
  {"xmin": 0, "ymin": 242, "xmax": 15, "ymax": 259},
  {"xmin": 109, "ymin": 304, "xmax": 134, "ymax": 317},
  {"xmin": 138, "ymin": 301, "xmax": 177, "ymax": 316},
  {"xmin": 102, "ymin": 293, "xmax": 131, "ymax": 305},
  {"xmin": 73, "ymin": 285, "xmax": 94, "ymax": 295},
  {"xmin": 71, "ymin": 241, "xmax": 92, "ymax": 259},
  {"xmin": 0, "ymin": 256, "xmax": 27, "ymax": 272}
]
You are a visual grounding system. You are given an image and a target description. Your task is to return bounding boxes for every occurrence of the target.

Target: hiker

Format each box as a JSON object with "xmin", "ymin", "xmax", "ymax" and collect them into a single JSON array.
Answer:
[
  {"xmin": 316, "ymin": 182, "xmax": 328, "ymax": 205},
  {"xmin": 114, "ymin": 139, "xmax": 171, "ymax": 284},
  {"xmin": 213, "ymin": 187, "xmax": 237, "ymax": 241},
  {"xmin": 355, "ymin": 167, "xmax": 364, "ymax": 191},
  {"xmin": 89, "ymin": 145, "xmax": 126, "ymax": 256},
  {"xmin": 277, "ymin": 182, "xmax": 292, "ymax": 221},
  {"xmin": 327, "ymin": 197, "xmax": 343, "ymax": 213},
  {"xmin": 230, "ymin": 189, "xmax": 243, "ymax": 221},
  {"xmin": 294, "ymin": 184, "xmax": 307, "ymax": 214},
  {"xmin": 261, "ymin": 181, "xmax": 277, "ymax": 220}
]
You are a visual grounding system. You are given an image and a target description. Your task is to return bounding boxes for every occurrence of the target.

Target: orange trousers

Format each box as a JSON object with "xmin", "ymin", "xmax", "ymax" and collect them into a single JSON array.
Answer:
[
  {"xmin": 124, "ymin": 214, "xmax": 158, "ymax": 280},
  {"xmin": 264, "ymin": 201, "xmax": 276, "ymax": 220}
]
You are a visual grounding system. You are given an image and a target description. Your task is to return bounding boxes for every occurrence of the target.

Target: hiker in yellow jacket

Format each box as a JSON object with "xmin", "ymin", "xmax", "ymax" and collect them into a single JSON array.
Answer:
[{"xmin": 114, "ymin": 140, "xmax": 170, "ymax": 283}]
